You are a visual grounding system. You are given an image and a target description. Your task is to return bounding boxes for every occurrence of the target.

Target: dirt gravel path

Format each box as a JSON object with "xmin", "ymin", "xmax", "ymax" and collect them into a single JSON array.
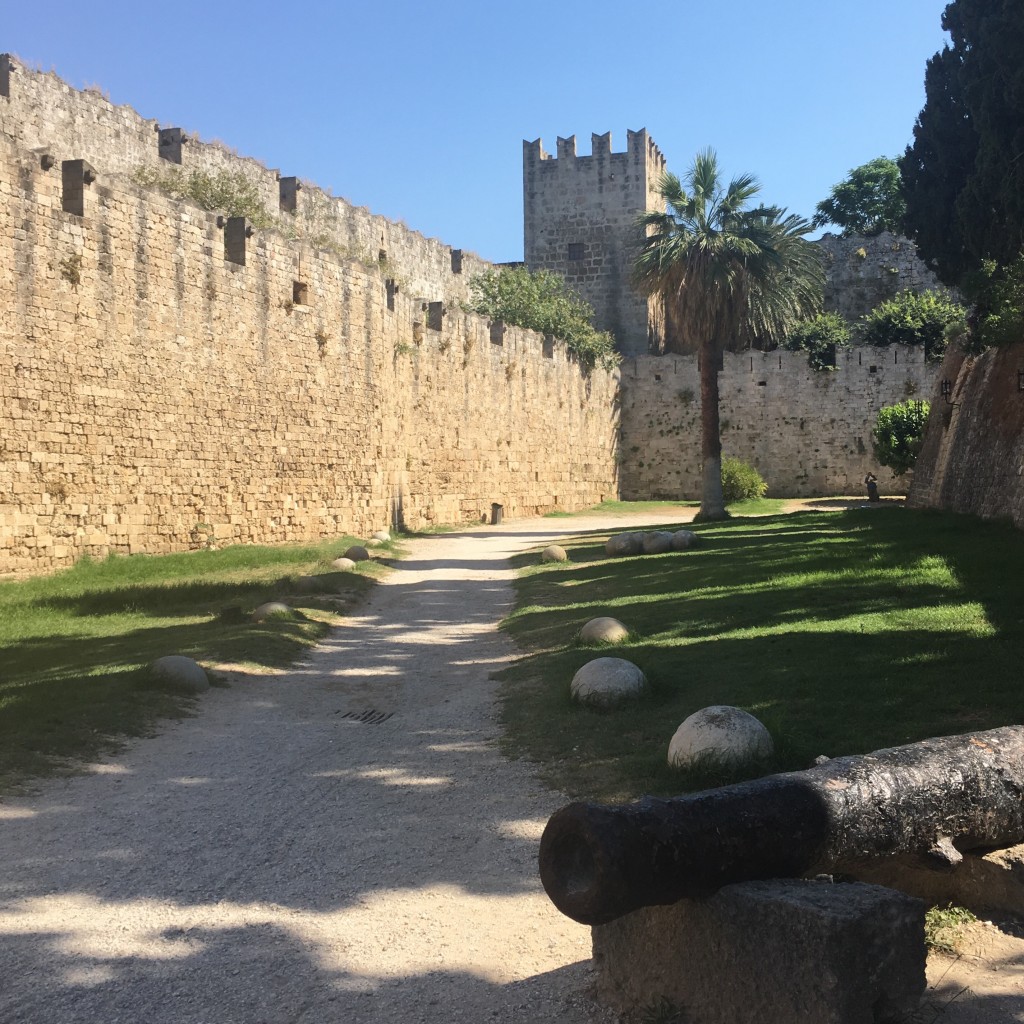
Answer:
[
  {"xmin": 0, "ymin": 513, "xmax": 676, "ymax": 1024},
  {"xmin": 2, "ymin": 508, "xmax": 1023, "ymax": 1023}
]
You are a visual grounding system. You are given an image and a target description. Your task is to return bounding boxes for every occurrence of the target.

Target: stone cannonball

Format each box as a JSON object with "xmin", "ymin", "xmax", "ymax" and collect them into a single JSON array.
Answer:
[
  {"xmin": 668, "ymin": 705, "xmax": 774, "ymax": 769},
  {"xmin": 345, "ymin": 545, "xmax": 371, "ymax": 562},
  {"xmin": 542, "ymin": 544, "xmax": 568, "ymax": 563},
  {"xmin": 579, "ymin": 616, "xmax": 630, "ymax": 645},
  {"xmin": 151, "ymin": 655, "xmax": 209, "ymax": 693},
  {"xmin": 571, "ymin": 657, "xmax": 647, "ymax": 709},
  {"xmin": 671, "ymin": 530, "xmax": 697, "ymax": 551},
  {"xmin": 331, "ymin": 557, "xmax": 356, "ymax": 570},
  {"xmin": 641, "ymin": 531, "xmax": 674, "ymax": 555},
  {"xmin": 253, "ymin": 601, "xmax": 292, "ymax": 622},
  {"xmin": 605, "ymin": 531, "xmax": 644, "ymax": 557},
  {"xmin": 372, "ymin": 530, "xmax": 391, "ymax": 542}
]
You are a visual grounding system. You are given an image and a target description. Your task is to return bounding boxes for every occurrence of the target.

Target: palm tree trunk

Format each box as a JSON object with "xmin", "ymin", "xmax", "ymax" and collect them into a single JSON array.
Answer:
[{"xmin": 696, "ymin": 340, "xmax": 727, "ymax": 520}]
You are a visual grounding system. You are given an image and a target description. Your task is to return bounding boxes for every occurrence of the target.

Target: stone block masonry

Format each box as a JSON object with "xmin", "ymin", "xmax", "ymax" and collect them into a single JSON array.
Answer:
[
  {"xmin": 909, "ymin": 342, "xmax": 1024, "ymax": 528},
  {"xmin": 0, "ymin": 55, "xmax": 492, "ymax": 307},
  {"xmin": 523, "ymin": 131, "xmax": 665, "ymax": 358},
  {"xmin": 620, "ymin": 347, "xmax": 939, "ymax": 499},
  {"xmin": 0, "ymin": 122, "xmax": 618, "ymax": 575}
]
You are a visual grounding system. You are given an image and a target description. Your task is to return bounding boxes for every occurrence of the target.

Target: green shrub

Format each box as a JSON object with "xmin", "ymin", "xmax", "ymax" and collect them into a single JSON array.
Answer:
[
  {"xmin": 860, "ymin": 290, "xmax": 967, "ymax": 362},
  {"xmin": 871, "ymin": 400, "xmax": 930, "ymax": 476},
  {"xmin": 468, "ymin": 266, "xmax": 619, "ymax": 371},
  {"xmin": 721, "ymin": 457, "xmax": 768, "ymax": 502},
  {"xmin": 781, "ymin": 312, "xmax": 852, "ymax": 370}
]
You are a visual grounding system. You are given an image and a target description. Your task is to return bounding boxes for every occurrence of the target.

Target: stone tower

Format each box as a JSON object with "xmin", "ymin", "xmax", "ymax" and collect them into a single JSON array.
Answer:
[{"xmin": 523, "ymin": 129, "xmax": 666, "ymax": 356}]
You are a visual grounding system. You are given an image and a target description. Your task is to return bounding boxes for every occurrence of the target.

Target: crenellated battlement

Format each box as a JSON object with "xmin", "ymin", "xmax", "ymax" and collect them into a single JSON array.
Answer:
[
  {"xmin": 0, "ymin": 53, "xmax": 491, "ymax": 307},
  {"xmin": 523, "ymin": 129, "xmax": 665, "ymax": 175}
]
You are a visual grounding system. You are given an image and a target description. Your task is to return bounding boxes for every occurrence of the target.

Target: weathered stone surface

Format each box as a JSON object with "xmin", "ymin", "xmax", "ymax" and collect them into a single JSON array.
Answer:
[
  {"xmin": 541, "ymin": 544, "xmax": 568, "ymax": 563},
  {"xmin": 579, "ymin": 617, "xmax": 629, "ymax": 645},
  {"xmin": 331, "ymin": 557, "xmax": 356, "ymax": 570},
  {"xmin": 571, "ymin": 657, "xmax": 646, "ymax": 708},
  {"xmin": 618, "ymin": 347, "xmax": 939, "ymax": 501},
  {"xmin": 605, "ymin": 532, "xmax": 643, "ymax": 557},
  {"xmin": 0, "ymin": 65, "xmax": 621, "ymax": 577},
  {"xmin": 851, "ymin": 842, "xmax": 1024, "ymax": 919},
  {"xmin": 345, "ymin": 545, "xmax": 371, "ymax": 562},
  {"xmin": 671, "ymin": 529, "xmax": 696, "ymax": 550},
  {"xmin": 641, "ymin": 531, "xmax": 673, "ymax": 555},
  {"xmin": 668, "ymin": 705, "xmax": 773, "ymax": 768},
  {"xmin": 591, "ymin": 879, "xmax": 926, "ymax": 1024},
  {"xmin": 150, "ymin": 655, "xmax": 209, "ymax": 693},
  {"xmin": 253, "ymin": 601, "xmax": 292, "ymax": 622}
]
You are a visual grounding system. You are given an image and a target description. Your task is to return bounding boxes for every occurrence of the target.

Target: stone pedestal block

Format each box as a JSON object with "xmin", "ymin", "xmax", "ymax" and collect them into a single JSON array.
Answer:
[{"xmin": 591, "ymin": 879, "xmax": 925, "ymax": 1024}]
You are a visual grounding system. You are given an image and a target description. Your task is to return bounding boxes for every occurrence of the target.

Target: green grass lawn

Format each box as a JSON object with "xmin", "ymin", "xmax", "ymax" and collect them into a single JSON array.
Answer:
[
  {"xmin": 498, "ymin": 508, "xmax": 1023, "ymax": 804},
  {"xmin": 0, "ymin": 536, "xmax": 396, "ymax": 790}
]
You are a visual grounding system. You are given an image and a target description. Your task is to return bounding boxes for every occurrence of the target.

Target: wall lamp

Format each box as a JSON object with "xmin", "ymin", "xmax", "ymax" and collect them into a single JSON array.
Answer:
[{"xmin": 940, "ymin": 379, "xmax": 961, "ymax": 407}]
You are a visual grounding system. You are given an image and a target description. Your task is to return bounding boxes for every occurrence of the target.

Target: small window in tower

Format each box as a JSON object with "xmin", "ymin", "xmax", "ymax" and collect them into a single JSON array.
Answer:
[
  {"xmin": 292, "ymin": 281, "xmax": 309, "ymax": 306},
  {"xmin": 568, "ymin": 242, "xmax": 584, "ymax": 261}
]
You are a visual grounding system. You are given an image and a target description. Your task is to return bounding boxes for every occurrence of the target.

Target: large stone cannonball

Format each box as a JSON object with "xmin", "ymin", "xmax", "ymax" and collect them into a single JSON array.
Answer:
[
  {"xmin": 253, "ymin": 601, "xmax": 292, "ymax": 622},
  {"xmin": 668, "ymin": 705, "xmax": 773, "ymax": 769},
  {"xmin": 641, "ymin": 531, "xmax": 674, "ymax": 555},
  {"xmin": 605, "ymin": 532, "xmax": 644, "ymax": 557},
  {"xmin": 151, "ymin": 655, "xmax": 209, "ymax": 693},
  {"xmin": 331, "ymin": 557, "xmax": 356, "ymax": 570},
  {"xmin": 372, "ymin": 530, "xmax": 391, "ymax": 542},
  {"xmin": 671, "ymin": 530, "xmax": 697, "ymax": 551},
  {"xmin": 579, "ymin": 616, "xmax": 630, "ymax": 644},
  {"xmin": 571, "ymin": 657, "xmax": 647, "ymax": 709},
  {"xmin": 542, "ymin": 544, "xmax": 568, "ymax": 563},
  {"xmin": 345, "ymin": 545, "xmax": 370, "ymax": 562}
]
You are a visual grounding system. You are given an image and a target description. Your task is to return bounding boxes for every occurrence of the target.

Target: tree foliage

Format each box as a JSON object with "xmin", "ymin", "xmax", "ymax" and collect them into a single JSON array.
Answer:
[
  {"xmin": 812, "ymin": 157, "xmax": 906, "ymax": 237},
  {"xmin": 969, "ymin": 254, "xmax": 1024, "ymax": 350},
  {"xmin": 781, "ymin": 312, "xmax": 852, "ymax": 370},
  {"xmin": 632, "ymin": 150, "xmax": 823, "ymax": 519},
  {"xmin": 859, "ymin": 289, "xmax": 967, "ymax": 362},
  {"xmin": 872, "ymin": 401, "xmax": 931, "ymax": 476},
  {"xmin": 901, "ymin": 0, "xmax": 1024, "ymax": 286},
  {"xmin": 467, "ymin": 266, "xmax": 618, "ymax": 371}
]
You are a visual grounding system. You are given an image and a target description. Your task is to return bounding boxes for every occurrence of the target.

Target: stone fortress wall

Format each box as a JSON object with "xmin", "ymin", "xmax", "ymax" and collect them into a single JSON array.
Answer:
[
  {"xmin": 0, "ymin": 56, "xmax": 619, "ymax": 575},
  {"xmin": 908, "ymin": 342, "xmax": 1024, "ymax": 528},
  {"xmin": 620, "ymin": 347, "xmax": 937, "ymax": 499},
  {"xmin": 0, "ymin": 61, "xmax": 948, "ymax": 575},
  {"xmin": 818, "ymin": 230, "xmax": 947, "ymax": 322}
]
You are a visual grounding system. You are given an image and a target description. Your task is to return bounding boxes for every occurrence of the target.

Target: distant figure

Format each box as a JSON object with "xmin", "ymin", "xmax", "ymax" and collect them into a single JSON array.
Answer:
[{"xmin": 865, "ymin": 473, "xmax": 880, "ymax": 503}]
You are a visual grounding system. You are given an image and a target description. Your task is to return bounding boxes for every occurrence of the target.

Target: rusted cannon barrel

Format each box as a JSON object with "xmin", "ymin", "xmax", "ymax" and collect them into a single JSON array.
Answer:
[{"xmin": 539, "ymin": 726, "xmax": 1024, "ymax": 925}]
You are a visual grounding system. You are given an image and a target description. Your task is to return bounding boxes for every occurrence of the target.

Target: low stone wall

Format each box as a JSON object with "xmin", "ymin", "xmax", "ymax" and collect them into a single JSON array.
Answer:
[
  {"xmin": 908, "ymin": 342, "xmax": 1024, "ymax": 527},
  {"xmin": 619, "ymin": 348, "xmax": 940, "ymax": 499}
]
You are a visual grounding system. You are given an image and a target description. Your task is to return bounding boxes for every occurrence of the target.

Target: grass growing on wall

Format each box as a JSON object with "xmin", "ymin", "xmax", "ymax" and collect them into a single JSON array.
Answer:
[
  {"xmin": 498, "ymin": 508, "xmax": 1021, "ymax": 804},
  {"xmin": 0, "ymin": 537, "xmax": 395, "ymax": 791}
]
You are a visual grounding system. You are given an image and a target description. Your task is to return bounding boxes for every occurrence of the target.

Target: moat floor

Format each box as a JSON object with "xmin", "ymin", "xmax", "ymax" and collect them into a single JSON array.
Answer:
[{"xmin": 0, "ymin": 509, "xmax": 1021, "ymax": 1023}]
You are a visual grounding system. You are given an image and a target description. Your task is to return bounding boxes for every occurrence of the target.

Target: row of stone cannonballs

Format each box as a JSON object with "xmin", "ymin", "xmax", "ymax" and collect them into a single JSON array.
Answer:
[
  {"xmin": 148, "ymin": 530, "xmax": 393, "ymax": 694},
  {"xmin": 539, "ymin": 527, "xmax": 699, "ymax": 566},
  {"xmin": 548, "ymin": 529, "xmax": 772, "ymax": 771}
]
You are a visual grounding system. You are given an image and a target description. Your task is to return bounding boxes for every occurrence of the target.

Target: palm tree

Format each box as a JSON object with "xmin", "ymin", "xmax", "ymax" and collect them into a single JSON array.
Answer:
[{"xmin": 633, "ymin": 150, "xmax": 824, "ymax": 520}]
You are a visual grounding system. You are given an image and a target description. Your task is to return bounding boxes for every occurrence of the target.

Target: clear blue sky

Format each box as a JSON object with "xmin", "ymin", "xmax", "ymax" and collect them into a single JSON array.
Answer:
[{"xmin": 6, "ymin": 1, "xmax": 950, "ymax": 263}]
